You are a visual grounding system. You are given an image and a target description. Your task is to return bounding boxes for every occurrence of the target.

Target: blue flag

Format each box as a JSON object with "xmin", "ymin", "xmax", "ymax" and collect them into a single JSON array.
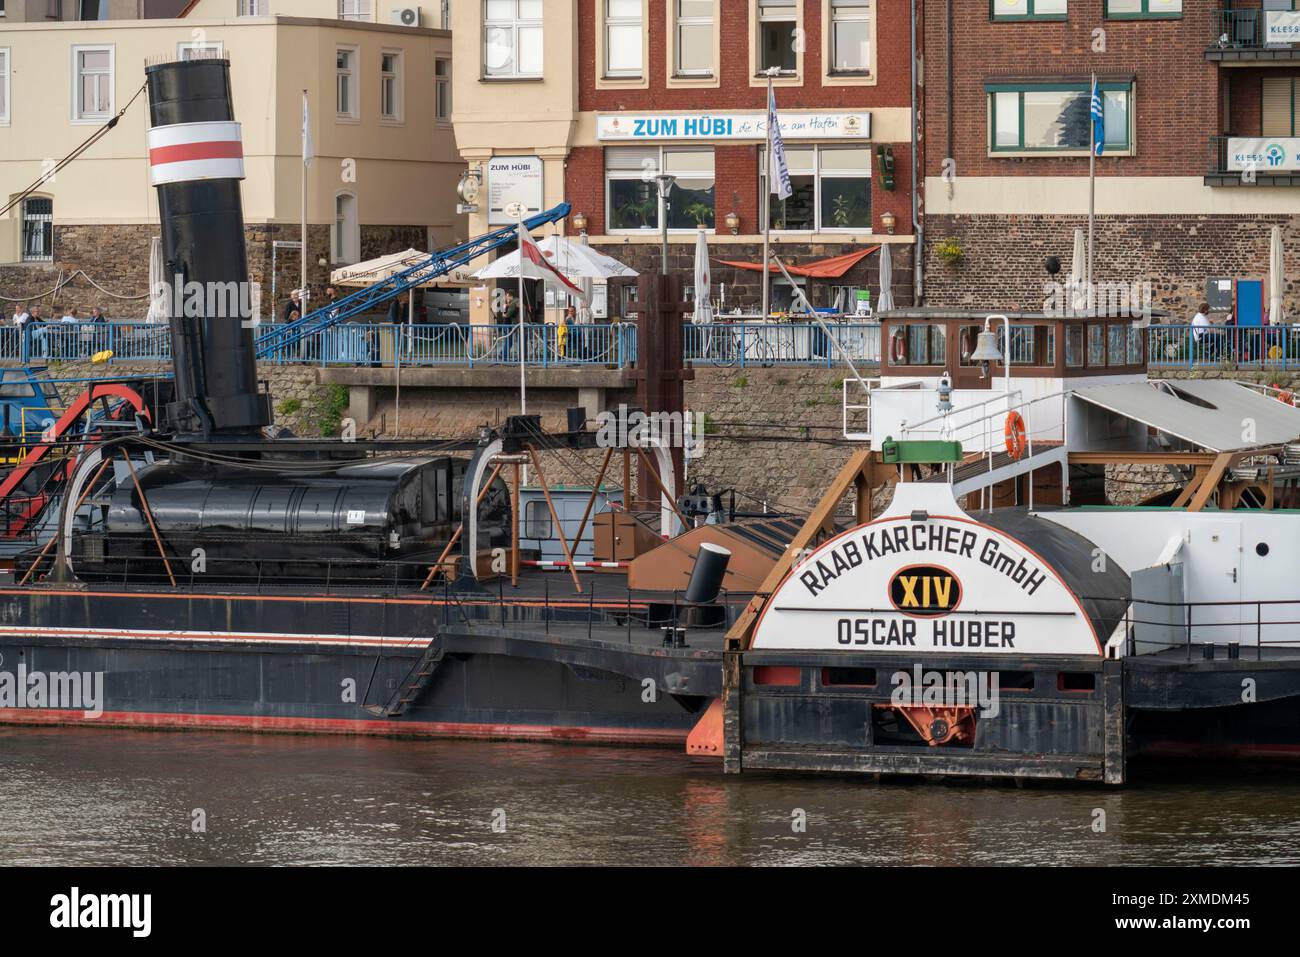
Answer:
[
  {"xmin": 768, "ymin": 86, "xmax": 792, "ymax": 200},
  {"xmin": 1090, "ymin": 78, "xmax": 1104, "ymax": 157}
]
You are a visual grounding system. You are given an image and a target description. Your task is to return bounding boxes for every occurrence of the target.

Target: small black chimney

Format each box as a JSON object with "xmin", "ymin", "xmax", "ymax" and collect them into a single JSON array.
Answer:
[{"xmin": 145, "ymin": 57, "xmax": 270, "ymax": 437}]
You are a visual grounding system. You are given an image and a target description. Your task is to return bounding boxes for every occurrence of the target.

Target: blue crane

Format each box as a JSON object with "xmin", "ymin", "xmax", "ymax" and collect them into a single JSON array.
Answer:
[{"xmin": 256, "ymin": 202, "xmax": 572, "ymax": 359}]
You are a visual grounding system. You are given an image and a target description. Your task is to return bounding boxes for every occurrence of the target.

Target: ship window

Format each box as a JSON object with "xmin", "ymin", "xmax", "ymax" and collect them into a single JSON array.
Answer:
[
  {"xmin": 524, "ymin": 499, "xmax": 551, "ymax": 539},
  {"xmin": 1065, "ymin": 324, "xmax": 1084, "ymax": 367},
  {"xmin": 822, "ymin": 667, "xmax": 876, "ymax": 687},
  {"xmin": 1087, "ymin": 324, "xmax": 1105, "ymax": 366},
  {"xmin": 999, "ymin": 670, "xmax": 1035, "ymax": 691},
  {"xmin": 1057, "ymin": 672, "xmax": 1096, "ymax": 692}
]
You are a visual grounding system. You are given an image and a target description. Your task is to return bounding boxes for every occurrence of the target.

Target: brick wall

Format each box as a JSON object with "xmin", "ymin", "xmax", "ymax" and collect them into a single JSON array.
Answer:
[
  {"xmin": 922, "ymin": 212, "xmax": 1299, "ymax": 319},
  {"xmin": 923, "ymin": 1, "xmax": 1220, "ymax": 179}
]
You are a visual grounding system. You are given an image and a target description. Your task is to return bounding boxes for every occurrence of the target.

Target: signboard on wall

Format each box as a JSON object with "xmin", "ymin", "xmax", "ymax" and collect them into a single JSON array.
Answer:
[
  {"xmin": 596, "ymin": 112, "xmax": 871, "ymax": 142},
  {"xmin": 487, "ymin": 155, "xmax": 544, "ymax": 226},
  {"xmin": 1226, "ymin": 137, "xmax": 1300, "ymax": 173}
]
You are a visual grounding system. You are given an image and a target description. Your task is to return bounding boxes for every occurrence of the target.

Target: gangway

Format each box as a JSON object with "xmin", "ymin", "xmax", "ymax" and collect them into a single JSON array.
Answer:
[{"xmin": 256, "ymin": 202, "xmax": 572, "ymax": 359}]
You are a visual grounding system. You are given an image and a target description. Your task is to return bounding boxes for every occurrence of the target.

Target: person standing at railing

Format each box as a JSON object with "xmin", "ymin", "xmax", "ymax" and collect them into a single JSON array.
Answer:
[
  {"xmin": 495, "ymin": 291, "xmax": 520, "ymax": 362},
  {"xmin": 282, "ymin": 289, "xmax": 303, "ymax": 325},
  {"xmin": 27, "ymin": 306, "xmax": 48, "ymax": 360},
  {"xmin": 10, "ymin": 302, "xmax": 30, "ymax": 329},
  {"xmin": 1191, "ymin": 302, "xmax": 1212, "ymax": 364},
  {"xmin": 558, "ymin": 306, "xmax": 573, "ymax": 360}
]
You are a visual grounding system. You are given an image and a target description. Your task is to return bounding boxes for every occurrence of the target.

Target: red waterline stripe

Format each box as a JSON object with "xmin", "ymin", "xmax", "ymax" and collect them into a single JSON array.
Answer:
[
  {"xmin": 149, "ymin": 140, "xmax": 243, "ymax": 166},
  {"xmin": 0, "ymin": 707, "xmax": 687, "ymax": 746}
]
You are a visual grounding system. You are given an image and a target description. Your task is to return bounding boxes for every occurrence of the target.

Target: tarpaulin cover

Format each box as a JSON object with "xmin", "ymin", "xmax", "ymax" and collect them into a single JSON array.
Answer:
[{"xmin": 713, "ymin": 245, "xmax": 880, "ymax": 279}]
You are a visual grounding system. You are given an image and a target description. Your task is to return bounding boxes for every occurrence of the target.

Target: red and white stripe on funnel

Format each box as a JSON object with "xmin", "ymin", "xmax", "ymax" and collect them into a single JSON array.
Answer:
[{"xmin": 147, "ymin": 120, "xmax": 245, "ymax": 186}]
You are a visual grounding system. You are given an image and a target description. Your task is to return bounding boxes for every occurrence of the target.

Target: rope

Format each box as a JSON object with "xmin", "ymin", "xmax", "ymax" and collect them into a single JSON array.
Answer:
[{"xmin": 0, "ymin": 268, "xmax": 152, "ymax": 303}]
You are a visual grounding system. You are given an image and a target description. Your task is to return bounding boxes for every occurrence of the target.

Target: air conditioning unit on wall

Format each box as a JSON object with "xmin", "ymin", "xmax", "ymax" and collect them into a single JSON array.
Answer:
[{"xmin": 390, "ymin": 6, "xmax": 420, "ymax": 26}]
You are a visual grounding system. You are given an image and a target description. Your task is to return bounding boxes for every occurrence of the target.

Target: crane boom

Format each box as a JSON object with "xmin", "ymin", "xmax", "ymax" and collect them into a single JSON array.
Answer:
[{"xmin": 256, "ymin": 202, "xmax": 572, "ymax": 358}]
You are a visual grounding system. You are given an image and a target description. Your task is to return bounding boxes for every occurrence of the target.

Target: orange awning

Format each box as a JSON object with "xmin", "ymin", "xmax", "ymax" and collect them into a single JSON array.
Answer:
[{"xmin": 713, "ymin": 245, "xmax": 880, "ymax": 279}]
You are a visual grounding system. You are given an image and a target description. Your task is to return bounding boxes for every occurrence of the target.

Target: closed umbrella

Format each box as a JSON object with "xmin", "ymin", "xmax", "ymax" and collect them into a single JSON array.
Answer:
[
  {"xmin": 692, "ymin": 227, "xmax": 712, "ymax": 324},
  {"xmin": 1270, "ymin": 225, "xmax": 1286, "ymax": 326},
  {"xmin": 876, "ymin": 243, "xmax": 895, "ymax": 313},
  {"xmin": 1068, "ymin": 227, "xmax": 1087, "ymax": 314},
  {"xmin": 146, "ymin": 236, "xmax": 167, "ymax": 323}
]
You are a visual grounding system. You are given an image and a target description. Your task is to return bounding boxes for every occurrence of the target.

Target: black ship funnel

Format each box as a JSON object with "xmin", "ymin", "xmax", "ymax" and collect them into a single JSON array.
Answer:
[{"xmin": 145, "ymin": 56, "xmax": 270, "ymax": 437}]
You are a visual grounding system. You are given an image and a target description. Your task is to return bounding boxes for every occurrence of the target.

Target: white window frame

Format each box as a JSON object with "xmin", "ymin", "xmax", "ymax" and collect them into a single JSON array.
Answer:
[
  {"xmin": 336, "ymin": 45, "xmax": 359, "ymax": 120},
  {"xmin": 338, "ymin": 0, "xmax": 371, "ymax": 21},
  {"xmin": 823, "ymin": 0, "xmax": 875, "ymax": 85},
  {"xmin": 605, "ymin": 146, "xmax": 716, "ymax": 235},
  {"xmin": 380, "ymin": 48, "xmax": 403, "ymax": 122},
  {"xmin": 604, "ymin": 0, "xmax": 645, "ymax": 80},
  {"xmin": 757, "ymin": 0, "xmax": 799, "ymax": 76},
  {"xmin": 0, "ymin": 48, "xmax": 10, "ymax": 127},
  {"xmin": 71, "ymin": 44, "xmax": 114, "ymax": 125},
  {"xmin": 237, "ymin": 0, "xmax": 267, "ymax": 15},
  {"xmin": 332, "ymin": 191, "xmax": 359, "ymax": 265},
  {"xmin": 673, "ymin": 0, "xmax": 715, "ymax": 78},
  {"xmin": 761, "ymin": 145, "xmax": 873, "ymax": 234},
  {"xmin": 483, "ymin": 0, "xmax": 544, "ymax": 80},
  {"xmin": 177, "ymin": 40, "xmax": 224, "ymax": 61},
  {"xmin": 435, "ymin": 57, "xmax": 452, "ymax": 124}
]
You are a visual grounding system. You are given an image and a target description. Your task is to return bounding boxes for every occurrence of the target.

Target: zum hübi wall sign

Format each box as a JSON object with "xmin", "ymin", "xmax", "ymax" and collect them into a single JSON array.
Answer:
[{"xmin": 751, "ymin": 517, "xmax": 1102, "ymax": 657}]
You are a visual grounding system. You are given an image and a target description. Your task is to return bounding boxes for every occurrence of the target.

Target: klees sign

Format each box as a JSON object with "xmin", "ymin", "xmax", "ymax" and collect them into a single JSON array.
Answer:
[
  {"xmin": 751, "ymin": 515, "xmax": 1102, "ymax": 656},
  {"xmin": 596, "ymin": 112, "xmax": 870, "ymax": 142},
  {"xmin": 1226, "ymin": 137, "xmax": 1300, "ymax": 174}
]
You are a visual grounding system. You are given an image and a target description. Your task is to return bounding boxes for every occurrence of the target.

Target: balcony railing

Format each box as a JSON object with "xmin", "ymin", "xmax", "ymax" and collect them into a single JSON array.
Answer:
[
  {"xmin": 1206, "ymin": 135, "xmax": 1300, "ymax": 185},
  {"xmin": 1209, "ymin": 8, "xmax": 1300, "ymax": 61},
  {"xmin": 1150, "ymin": 325, "xmax": 1300, "ymax": 371}
]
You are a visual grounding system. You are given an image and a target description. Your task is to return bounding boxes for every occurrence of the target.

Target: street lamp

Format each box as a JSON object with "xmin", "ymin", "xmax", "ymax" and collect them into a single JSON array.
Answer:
[
  {"xmin": 725, "ymin": 210, "xmax": 740, "ymax": 235},
  {"xmin": 573, "ymin": 211, "xmax": 588, "ymax": 236},
  {"xmin": 654, "ymin": 173, "xmax": 676, "ymax": 275}
]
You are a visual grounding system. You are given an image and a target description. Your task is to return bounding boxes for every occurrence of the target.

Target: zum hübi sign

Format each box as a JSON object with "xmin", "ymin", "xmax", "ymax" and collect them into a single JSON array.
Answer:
[{"xmin": 751, "ymin": 516, "xmax": 1102, "ymax": 656}]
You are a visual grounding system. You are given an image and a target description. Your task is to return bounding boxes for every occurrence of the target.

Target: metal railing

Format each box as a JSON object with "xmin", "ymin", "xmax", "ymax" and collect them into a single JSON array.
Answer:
[
  {"xmin": 684, "ymin": 322, "xmax": 881, "ymax": 367},
  {"xmin": 17, "ymin": 323, "xmax": 171, "ymax": 363},
  {"xmin": 1149, "ymin": 323, "xmax": 1300, "ymax": 370},
  {"xmin": 1212, "ymin": 7, "xmax": 1300, "ymax": 52}
]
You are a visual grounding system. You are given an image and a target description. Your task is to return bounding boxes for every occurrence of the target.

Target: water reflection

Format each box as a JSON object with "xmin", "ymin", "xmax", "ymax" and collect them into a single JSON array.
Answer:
[{"xmin": 0, "ymin": 728, "xmax": 1297, "ymax": 866}]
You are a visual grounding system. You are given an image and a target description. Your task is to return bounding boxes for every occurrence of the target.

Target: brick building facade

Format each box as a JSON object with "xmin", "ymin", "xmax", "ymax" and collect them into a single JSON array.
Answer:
[{"xmin": 920, "ymin": 0, "xmax": 1299, "ymax": 320}]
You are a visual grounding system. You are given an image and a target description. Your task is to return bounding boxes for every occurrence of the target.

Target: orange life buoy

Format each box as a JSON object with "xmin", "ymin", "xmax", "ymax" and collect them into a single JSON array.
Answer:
[
  {"xmin": 1004, "ymin": 410, "xmax": 1027, "ymax": 461},
  {"xmin": 890, "ymin": 330, "xmax": 906, "ymax": 364},
  {"xmin": 1279, "ymin": 390, "xmax": 1295, "ymax": 406}
]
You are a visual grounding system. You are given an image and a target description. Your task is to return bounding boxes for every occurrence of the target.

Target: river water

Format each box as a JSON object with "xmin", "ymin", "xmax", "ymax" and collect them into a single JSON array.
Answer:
[{"xmin": 1, "ymin": 727, "xmax": 1297, "ymax": 866}]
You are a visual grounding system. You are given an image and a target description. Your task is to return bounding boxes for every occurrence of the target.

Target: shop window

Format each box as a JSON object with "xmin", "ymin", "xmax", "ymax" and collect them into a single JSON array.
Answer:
[
  {"xmin": 605, "ymin": 0, "xmax": 644, "ymax": 79},
  {"xmin": 763, "ymin": 146, "xmax": 871, "ymax": 232},
  {"xmin": 606, "ymin": 147, "xmax": 715, "ymax": 232},
  {"xmin": 675, "ymin": 0, "xmax": 714, "ymax": 77},
  {"xmin": 21, "ymin": 197, "xmax": 53, "ymax": 263},
  {"xmin": 991, "ymin": 0, "xmax": 1067, "ymax": 20},
  {"xmin": 829, "ymin": 0, "xmax": 871, "ymax": 74},
  {"xmin": 1104, "ymin": 0, "xmax": 1180, "ymax": 18},
  {"xmin": 484, "ymin": 0, "xmax": 543, "ymax": 79},
  {"xmin": 758, "ymin": 0, "xmax": 798, "ymax": 75},
  {"xmin": 989, "ymin": 82, "xmax": 1132, "ymax": 153}
]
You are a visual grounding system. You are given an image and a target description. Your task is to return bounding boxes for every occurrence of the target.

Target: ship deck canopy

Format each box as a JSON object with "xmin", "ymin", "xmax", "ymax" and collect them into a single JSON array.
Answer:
[{"xmin": 1072, "ymin": 379, "xmax": 1300, "ymax": 452}]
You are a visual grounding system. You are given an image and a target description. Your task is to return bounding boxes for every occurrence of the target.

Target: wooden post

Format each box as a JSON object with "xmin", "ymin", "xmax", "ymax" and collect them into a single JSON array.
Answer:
[
  {"xmin": 571, "ymin": 446, "xmax": 613, "ymax": 552},
  {"xmin": 121, "ymin": 450, "xmax": 175, "ymax": 587},
  {"xmin": 526, "ymin": 446, "xmax": 582, "ymax": 594},
  {"xmin": 511, "ymin": 461, "xmax": 520, "ymax": 587}
]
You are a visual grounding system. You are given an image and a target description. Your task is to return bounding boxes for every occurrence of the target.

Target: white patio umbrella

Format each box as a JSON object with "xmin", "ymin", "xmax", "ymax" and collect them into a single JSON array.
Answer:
[
  {"xmin": 876, "ymin": 243, "xmax": 896, "ymax": 313},
  {"xmin": 692, "ymin": 227, "xmax": 713, "ymax": 324},
  {"xmin": 1270, "ymin": 225, "xmax": 1286, "ymax": 326},
  {"xmin": 473, "ymin": 236, "xmax": 638, "ymax": 283},
  {"xmin": 331, "ymin": 248, "xmax": 434, "ymax": 287},
  {"xmin": 1068, "ymin": 227, "xmax": 1087, "ymax": 314}
]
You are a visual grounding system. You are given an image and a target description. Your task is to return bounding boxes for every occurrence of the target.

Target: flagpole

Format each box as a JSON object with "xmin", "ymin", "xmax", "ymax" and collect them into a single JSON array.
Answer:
[
  {"xmin": 1087, "ymin": 73, "xmax": 1096, "ymax": 315},
  {"xmin": 301, "ymin": 89, "xmax": 309, "ymax": 308},
  {"xmin": 518, "ymin": 214, "xmax": 526, "ymax": 418},
  {"xmin": 761, "ymin": 70, "xmax": 773, "ymax": 321}
]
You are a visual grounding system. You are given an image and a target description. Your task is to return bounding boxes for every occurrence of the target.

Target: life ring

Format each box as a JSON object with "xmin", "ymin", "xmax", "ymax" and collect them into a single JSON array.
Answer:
[
  {"xmin": 890, "ymin": 330, "xmax": 906, "ymax": 364},
  {"xmin": 1004, "ymin": 411, "xmax": 1027, "ymax": 461},
  {"xmin": 1278, "ymin": 390, "xmax": 1295, "ymax": 406}
]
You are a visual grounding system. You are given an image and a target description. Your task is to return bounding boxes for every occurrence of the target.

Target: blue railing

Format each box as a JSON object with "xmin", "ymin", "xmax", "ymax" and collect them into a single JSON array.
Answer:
[
  {"xmin": 1149, "ymin": 324, "xmax": 1300, "ymax": 371},
  {"xmin": 10, "ymin": 322, "xmax": 636, "ymax": 368},
  {"xmin": 683, "ymin": 322, "xmax": 881, "ymax": 367},
  {"xmin": 17, "ymin": 320, "xmax": 1300, "ymax": 372}
]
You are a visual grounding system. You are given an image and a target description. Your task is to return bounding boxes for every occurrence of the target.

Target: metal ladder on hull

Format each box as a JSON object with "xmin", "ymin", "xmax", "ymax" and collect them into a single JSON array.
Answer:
[{"xmin": 365, "ymin": 631, "xmax": 445, "ymax": 718}]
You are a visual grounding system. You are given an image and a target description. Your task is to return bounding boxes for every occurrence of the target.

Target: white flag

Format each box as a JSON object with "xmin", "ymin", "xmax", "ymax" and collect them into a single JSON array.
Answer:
[
  {"xmin": 768, "ymin": 86, "xmax": 792, "ymax": 201},
  {"xmin": 302, "ymin": 91, "xmax": 314, "ymax": 168}
]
